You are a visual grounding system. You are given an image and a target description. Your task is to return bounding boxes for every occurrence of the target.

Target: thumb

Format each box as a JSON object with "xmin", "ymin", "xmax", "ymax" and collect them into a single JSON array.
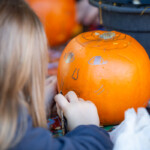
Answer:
[{"xmin": 54, "ymin": 94, "xmax": 69, "ymax": 111}]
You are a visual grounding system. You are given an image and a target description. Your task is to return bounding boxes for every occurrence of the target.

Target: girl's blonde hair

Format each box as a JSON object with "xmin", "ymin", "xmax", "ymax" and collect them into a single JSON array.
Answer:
[{"xmin": 0, "ymin": 0, "xmax": 48, "ymax": 149}]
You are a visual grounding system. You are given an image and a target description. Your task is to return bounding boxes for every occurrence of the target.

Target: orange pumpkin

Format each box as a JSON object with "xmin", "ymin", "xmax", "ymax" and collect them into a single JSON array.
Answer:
[
  {"xmin": 57, "ymin": 30, "xmax": 150, "ymax": 126},
  {"xmin": 26, "ymin": 0, "xmax": 76, "ymax": 46}
]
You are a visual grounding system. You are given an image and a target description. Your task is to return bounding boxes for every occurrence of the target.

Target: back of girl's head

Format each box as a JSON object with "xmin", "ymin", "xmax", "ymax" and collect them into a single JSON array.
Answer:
[{"xmin": 0, "ymin": 0, "xmax": 48, "ymax": 149}]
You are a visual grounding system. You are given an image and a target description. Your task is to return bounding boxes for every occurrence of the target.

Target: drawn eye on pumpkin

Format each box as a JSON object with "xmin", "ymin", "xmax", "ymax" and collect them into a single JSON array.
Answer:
[
  {"xmin": 88, "ymin": 56, "xmax": 107, "ymax": 65},
  {"xmin": 64, "ymin": 52, "xmax": 75, "ymax": 63}
]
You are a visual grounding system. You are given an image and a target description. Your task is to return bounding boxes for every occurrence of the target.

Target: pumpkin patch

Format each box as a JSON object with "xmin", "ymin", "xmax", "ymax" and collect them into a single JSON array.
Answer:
[{"xmin": 57, "ymin": 30, "xmax": 150, "ymax": 126}]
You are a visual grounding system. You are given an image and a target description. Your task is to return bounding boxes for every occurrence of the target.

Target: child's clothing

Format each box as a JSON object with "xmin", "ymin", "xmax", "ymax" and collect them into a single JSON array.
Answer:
[{"xmin": 10, "ymin": 116, "xmax": 113, "ymax": 150}]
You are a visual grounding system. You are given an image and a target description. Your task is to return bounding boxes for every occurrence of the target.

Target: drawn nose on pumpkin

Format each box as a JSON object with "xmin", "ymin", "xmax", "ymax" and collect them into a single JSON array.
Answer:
[
  {"xmin": 88, "ymin": 56, "xmax": 107, "ymax": 65},
  {"xmin": 72, "ymin": 68, "xmax": 80, "ymax": 80}
]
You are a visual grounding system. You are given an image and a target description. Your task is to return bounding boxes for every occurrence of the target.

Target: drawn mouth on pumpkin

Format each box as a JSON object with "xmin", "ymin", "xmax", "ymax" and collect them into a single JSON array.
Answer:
[{"xmin": 94, "ymin": 85, "xmax": 104, "ymax": 95}]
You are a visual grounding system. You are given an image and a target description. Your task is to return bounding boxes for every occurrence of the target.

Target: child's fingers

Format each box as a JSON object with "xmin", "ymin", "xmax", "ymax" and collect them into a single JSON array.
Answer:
[
  {"xmin": 86, "ymin": 100, "xmax": 94, "ymax": 104},
  {"xmin": 65, "ymin": 91, "xmax": 78, "ymax": 103},
  {"xmin": 54, "ymin": 94, "xmax": 69, "ymax": 110},
  {"xmin": 79, "ymin": 98, "xmax": 84, "ymax": 102}
]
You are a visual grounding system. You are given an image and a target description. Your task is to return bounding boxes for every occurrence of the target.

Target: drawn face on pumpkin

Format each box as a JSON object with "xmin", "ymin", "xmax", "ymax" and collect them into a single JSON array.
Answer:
[
  {"xmin": 63, "ymin": 53, "xmax": 107, "ymax": 93},
  {"xmin": 60, "ymin": 31, "xmax": 130, "ymax": 96}
]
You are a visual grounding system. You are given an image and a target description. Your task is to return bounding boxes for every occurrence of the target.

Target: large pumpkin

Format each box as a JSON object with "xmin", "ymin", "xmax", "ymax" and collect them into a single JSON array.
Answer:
[
  {"xmin": 57, "ymin": 30, "xmax": 150, "ymax": 126},
  {"xmin": 26, "ymin": 0, "xmax": 76, "ymax": 46}
]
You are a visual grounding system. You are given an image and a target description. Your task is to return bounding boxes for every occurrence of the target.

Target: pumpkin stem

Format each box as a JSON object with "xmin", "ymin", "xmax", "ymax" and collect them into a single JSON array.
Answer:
[{"xmin": 100, "ymin": 32, "xmax": 116, "ymax": 40}]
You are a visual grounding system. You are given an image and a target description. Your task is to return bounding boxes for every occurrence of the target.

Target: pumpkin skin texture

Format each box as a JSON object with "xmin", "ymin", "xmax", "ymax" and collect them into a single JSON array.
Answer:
[
  {"xmin": 57, "ymin": 30, "xmax": 150, "ymax": 126},
  {"xmin": 26, "ymin": 0, "xmax": 76, "ymax": 46}
]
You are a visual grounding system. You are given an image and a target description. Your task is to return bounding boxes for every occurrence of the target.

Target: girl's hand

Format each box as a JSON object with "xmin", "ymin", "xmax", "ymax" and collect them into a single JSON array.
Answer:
[
  {"xmin": 54, "ymin": 91, "xmax": 100, "ymax": 131},
  {"xmin": 76, "ymin": 0, "xmax": 99, "ymax": 26},
  {"xmin": 45, "ymin": 76, "xmax": 57, "ymax": 114}
]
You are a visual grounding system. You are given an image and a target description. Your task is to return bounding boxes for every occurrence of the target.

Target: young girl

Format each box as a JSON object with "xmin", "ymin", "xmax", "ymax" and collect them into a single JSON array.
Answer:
[{"xmin": 0, "ymin": 0, "xmax": 113, "ymax": 149}]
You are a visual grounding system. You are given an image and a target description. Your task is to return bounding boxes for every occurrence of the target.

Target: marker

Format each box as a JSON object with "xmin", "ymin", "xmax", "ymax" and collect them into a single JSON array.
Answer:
[{"xmin": 60, "ymin": 91, "xmax": 67, "ymax": 135}]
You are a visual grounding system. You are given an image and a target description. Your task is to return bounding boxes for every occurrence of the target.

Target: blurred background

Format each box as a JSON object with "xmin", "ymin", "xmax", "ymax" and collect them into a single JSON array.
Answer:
[
  {"xmin": 26, "ymin": 0, "xmax": 150, "ymax": 77},
  {"xmin": 26, "ymin": 0, "xmax": 102, "ymax": 76}
]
